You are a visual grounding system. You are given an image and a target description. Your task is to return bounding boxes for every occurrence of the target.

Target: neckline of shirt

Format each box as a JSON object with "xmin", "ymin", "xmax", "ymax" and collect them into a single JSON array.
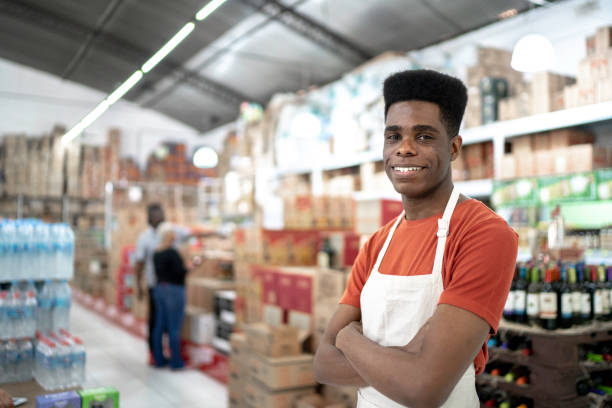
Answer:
[{"xmin": 397, "ymin": 198, "xmax": 475, "ymax": 230}]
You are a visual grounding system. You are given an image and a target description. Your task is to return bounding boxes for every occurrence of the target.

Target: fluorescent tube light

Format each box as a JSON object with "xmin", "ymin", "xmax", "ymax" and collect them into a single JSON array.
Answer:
[
  {"xmin": 196, "ymin": 0, "xmax": 227, "ymax": 21},
  {"xmin": 61, "ymin": 100, "xmax": 110, "ymax": 145},
  {"xmin": 142, "ymin": 22, "xmax": 195, "ymax": 73},
  {"xmin": 107, "ymin": 70, "xmax": 144, "ymax": 104}
]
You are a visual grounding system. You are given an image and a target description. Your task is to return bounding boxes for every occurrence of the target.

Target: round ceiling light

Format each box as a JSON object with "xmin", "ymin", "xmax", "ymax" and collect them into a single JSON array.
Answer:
[
  {"xmin": 511, "ymin": 33, "xmax": 555, "ymax": 73},
  {"xmin": 193, "ymin": 146, "xmax": 219, "ymax": 169}
]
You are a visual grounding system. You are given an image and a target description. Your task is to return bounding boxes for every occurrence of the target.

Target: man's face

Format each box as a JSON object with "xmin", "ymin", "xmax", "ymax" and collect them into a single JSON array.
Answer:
[
  {"xmin": 383, "ymin": 101, "xmax": 461, "ymax": 198},
  {"xmin": 148, "ymin": 209, "xmax": 164, "ymax": 228}
]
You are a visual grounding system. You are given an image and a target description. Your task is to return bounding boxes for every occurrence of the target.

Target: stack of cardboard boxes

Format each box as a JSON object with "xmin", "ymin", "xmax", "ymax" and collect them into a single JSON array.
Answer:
[
  {"xmin": 144, "ymin": 142, "xmax": 215, "ymax": 185},
  {"xmin": 283, "ymin": 195, "xmax": 355, "ymax": 230},
  {"xmin": 500, "ymin": 127, "xmax": 612, "ymax": 179},
  {"xmin": 465, "ymin": 47, "xmax": 527, "ymax": 128},
  {"xmin": 229, "ymin": 323, "xmax": 316, "ymax": 408},
  {"xmin": 451, "ymin": 141, "xmax": 494, "ymax": 182},
  {"xmin": 570, "ymin": 26, "xmax": 612, "ymax": 108}
]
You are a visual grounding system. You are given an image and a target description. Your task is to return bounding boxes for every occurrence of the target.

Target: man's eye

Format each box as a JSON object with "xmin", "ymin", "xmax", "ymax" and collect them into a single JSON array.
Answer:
[
  {"xmin": 385, "ymin": 134, "xmax": 400, "ymax": 141},
  {"xmin": 417, "ymin": 134, "xmax": 433, "ymax": 140}
]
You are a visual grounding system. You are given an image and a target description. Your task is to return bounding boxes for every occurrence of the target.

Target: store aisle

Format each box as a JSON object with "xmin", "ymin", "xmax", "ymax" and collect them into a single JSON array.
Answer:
[{"xmin": 72, "ymin": 303, "xmax": 228, "ymax": 408}]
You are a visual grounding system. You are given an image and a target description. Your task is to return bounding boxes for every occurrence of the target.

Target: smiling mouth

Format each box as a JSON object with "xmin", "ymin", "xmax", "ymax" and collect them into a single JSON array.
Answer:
[{"xmin": 392, "ymin": 166, "xmax": 425, "ymax": 175}]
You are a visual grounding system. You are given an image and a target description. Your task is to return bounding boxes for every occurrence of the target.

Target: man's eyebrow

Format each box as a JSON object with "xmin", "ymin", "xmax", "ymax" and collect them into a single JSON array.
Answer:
[
  {"xmin": 384, "ymin": 125, "xmax": 401, "ymax": 132},
  {"xmin": 412, "ymin": 124, "xmax": 440, "ymax": 134}
]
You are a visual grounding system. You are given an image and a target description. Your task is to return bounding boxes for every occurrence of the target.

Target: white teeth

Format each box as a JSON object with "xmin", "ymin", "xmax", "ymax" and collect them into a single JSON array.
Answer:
[{"xmin": 395, "ymin": 167, "xmax": 421, "ymax": 173}]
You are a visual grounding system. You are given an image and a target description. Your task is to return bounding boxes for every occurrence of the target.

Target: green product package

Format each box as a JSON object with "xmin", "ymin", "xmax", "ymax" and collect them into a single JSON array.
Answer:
[
  {"xmin": 596, "ymin": 169, "xmax": 612, "ymax": 200},
  {"xmin": 538, "ymin": 172, "xmax": 596, "ymax": 204},
  {"xmin": 78, "ymin": 387, "xmax": 119, "ymax": 408}
]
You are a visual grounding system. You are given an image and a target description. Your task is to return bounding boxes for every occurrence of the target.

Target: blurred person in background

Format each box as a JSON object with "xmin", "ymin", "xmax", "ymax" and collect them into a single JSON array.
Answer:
[
  {"xmin": 135, "ymin": 204, "xmax": 190, "ymax": 365},
  {"xmin": 151, "ymin": 222, "xmax": 189, "ymax": 369}
]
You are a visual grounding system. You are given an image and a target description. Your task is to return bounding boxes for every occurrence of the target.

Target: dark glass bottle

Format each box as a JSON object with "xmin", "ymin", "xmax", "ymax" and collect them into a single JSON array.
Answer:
[
  {"xmin": 593, "ymin": 267, "xmax": 605, "ymax": 322},
  {"xmin": 607, "ymin": 267, "xmax": 612, "ymax": 321},
  {"xmin": 579, "ymin": 264, "xmax": 593, "ymax": 323},
  {"xmin": 568, "ymin": 266, "xmax": 582, "ymax": 325},
  {"xmin": 539, "ymin": 268, "xmax": 558, "ymax": 330},
  {"xmin": 514, "ymin": 266, "xmax": 528, "ymax": 324},
  {"xmin": 598, "ymin": 265, "xmax": 611, "ymax": 321},
  {"xmin": 558, "ymin": 265, "xmax": 573, "ymax": 329},
  {"xmin": 504, "ymin": 269, "xmax": 517, "ymax": 322},
  {"xmin": 527, "ymin": 267, "xmax": 541, "ymax": 327}
]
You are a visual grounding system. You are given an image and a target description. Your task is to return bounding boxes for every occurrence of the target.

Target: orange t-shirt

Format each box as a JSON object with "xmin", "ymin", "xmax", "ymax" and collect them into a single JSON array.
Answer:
[{"xmin": 340, "ymin": 199, "xmax": 518, "ymax": 374}]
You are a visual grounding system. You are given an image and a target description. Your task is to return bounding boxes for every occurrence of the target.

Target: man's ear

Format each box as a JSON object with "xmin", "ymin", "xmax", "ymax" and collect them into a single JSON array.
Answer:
[{"xmin": 450, "ymin": 135, "xmax": 462, "ymax": 162}]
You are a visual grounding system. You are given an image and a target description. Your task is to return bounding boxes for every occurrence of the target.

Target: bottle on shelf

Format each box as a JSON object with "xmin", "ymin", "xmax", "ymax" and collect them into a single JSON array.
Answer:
[
  {"xmin": 317, "ymin": 237, "xmax": 336, "ymax": 269},
  {"xmin": 579, "ymin": 264, "xmax": 593, "ymax": 323},
  {"xmin": 513, "ymin": 267, "xmax": 528, "ymax": 324},
  {"xmin": 23, "ymin": 280, "xmax": 38, "ymax": 337},
  {"xmin": 593, "ymin": 266, "xmax": 606, "ymax": 322},
  {"xmin": 8, "ymin": 281, "xmax": 25, "ymax": 338},
  {"xmin": 37, "ymin": 280, "xmax": 54, "ymax": 333},
  {"xmin": 0, "ymin": 286, "xmax": 8, "ymax": 340},
  {"xmin": 539, "ymin": 268, "xmax": 558, "ymax": 330},
  {"xmin": 568, "ymin": 266, "xmax": 583, "ymax": 326},
  {"xmin": 598, "ymin": 265, "xmax": 611, "ymax": 321},
  {"xmin": 558, "ymin": 265, "xmax": 573, "ymax": 329},
  {"xmin": 52, "ymin": 280, "xmax": 71, "ymax": 331},
  {"xmin": 527, "ymin": 267, "xmax": 541, "ymax": 327},
  {"xmin": 504, "ymin": 269, "xmax": 517, "ymax": 322}
]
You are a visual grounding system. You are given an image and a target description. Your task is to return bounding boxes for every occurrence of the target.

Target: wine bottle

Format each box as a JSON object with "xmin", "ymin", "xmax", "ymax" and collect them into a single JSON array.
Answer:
[
  {"xmin": 569, "ymin": 266, "xmax": 582, "ymax": 325},
  {"xmin": 593, "ymin": 266, "xmax": 605, "ymax": 321},
  {"xmin": 599, "ymin": 265, "xmax": 611, "ymax": 321},
  {"xmin": 527, "ymin": 267, "xmax": 541, "ymax": 327},
  {"xmin": 607, "ymin": 267, "xmax": 612, "ymax": 321},
  {"xmin": 514, "ymin": 266, "xmax": 528, "ymax": 324},
  {"xmin": 504, "ymin": 269, "xmax": 517, "ymax": 322},
  {"xmin": 579, "ymin": 264, "xmax": 593, "ymax": 323},
  {"xmin": 317, "ymin": 237, "xmax": 335, "ymax": 268},
  {"xmin": 539, "ymin": 268, "xmax": 558, "ymax": 330},
  {"xmin": 558, "ymin": 265, "xmax": 573, "ymax": 329}
]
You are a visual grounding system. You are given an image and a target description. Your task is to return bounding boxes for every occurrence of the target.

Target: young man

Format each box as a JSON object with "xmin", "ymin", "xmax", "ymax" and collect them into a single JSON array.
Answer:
[{"xmin": 313, "ymin": 70, "xmax": 518, "ymax": 407}]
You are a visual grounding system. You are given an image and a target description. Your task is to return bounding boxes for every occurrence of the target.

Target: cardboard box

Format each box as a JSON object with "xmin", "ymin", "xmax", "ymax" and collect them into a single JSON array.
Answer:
[
  {"xmin": 511, "ymin": 135, "xmax": 532, "ymax": 154},
  {"xmin": 355, "ymin": 198, "xmax": 403, "ymax": 235},
  {"xmin": 248, "ymin": 353, "xmax": 316, "ymax": 390},
  {"xmin": 228, "ymin": 375, "xmax": 244, "ymax": 407},
  {"xmin": 36, "ymin": 391, "xmax": 81, "ymax": 408},
  {"xmin": 296, "ymin": 394, "xmax": 347, "ymax": 408},
  {"xmin": 262, "ymin": 230, "xmax": 291, "ymax": 265},
  {"xmin": 186, "ymin": 277, "xmax": 235, "ymax": 312},
  {"xmin": 549, "ymin": 128, "xmax": 595, "ymax": 149},
  {"xmin": 534, "ymin": 150, "xmax": 554, "ymax": 176},
  {"xmin": 533, "ymin": 132, "xmax": 551, "ymax": 151},
  {"xmin": 182, "ymin": 306, "xmax": 215, "ymax": 344},
  {"xmin": 567, "ymin": 144, "xmax": 611, "ymax": 173},
  {"xmin": 244, "ymin": 380, "xmax": 315, "ymax": 408},
  {"xmin": 499, "ymin": 155, "xmax": 516, "ymax": 180},
  {"xmin": 313, "ymin": 268, "xmax": 348, "ymax": 305},
  {"xmin": 78, "ymin": 387, "xmax": 119, "ymax": 408},
  {"xmin": 531, "ymin": 72, "xmax": 575, "ymax": 114},
  {"xmin": 322, "ymin": 385, "xmax": 358, "ymax": 408},
  {"xmin": 312, "ymin": 300, "xmax": 338, "ymax": 352},
  {"xmin": 230, "ymin": 332, "xmax": 248, "ymax": 356},
  {"xmin": 244, "ymin": 323, "xmax": 301, "ymax": 357},
  {"xmin": 515, "ymin": 151, "xmax": 535, "ymax": 178},
  {"xmin": 596, "ymin": 26, "xmax": 612, "ymax": 55}
]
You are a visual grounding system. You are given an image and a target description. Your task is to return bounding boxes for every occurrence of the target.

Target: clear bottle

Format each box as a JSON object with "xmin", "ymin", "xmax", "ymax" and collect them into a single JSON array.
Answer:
[
  {"xmin": 32, "ymin": 221, "xmax": 51, "ymax": 280},
  {"xmin": 9, "ymin": 281, "xmax": 24, "ymax": 338},
  {"xmin": 57, "ymin": 224, "xmax": 75, "ymax": 280},
  {"xmin": 38, "ymin": 280, "xmax": 55, "ymax": 333},
  {"xmin": 0, "ymin": 340, "xmax": 6, "ymax": 384},
  {"xmin": 3, "ymin": 221, "xmax": 17, "ymax": 280},
  {"xmin": 5, "ymin": 338, "xmax": 19, "ymax": 383},
  {"xmin": 0, "ymin": 221, "xmax": 7, "ymax": 279},
  {"xmin": 71, "ymin": 337, "xmax": 86, "ymax": 387},
  {"xmin": 24, "ymin": 280, "xmax": 38, "ymax": 337},
  {"xmin": 18, "ymin": 338, "xmax": 33, "ymax": 382},
  {"xmin": 53, "ymin": 280, "xmax": 71, "ymax": 331},
  {"xmin": 0, "ymin": 287, "xmax": 9, "ymax": 340}
]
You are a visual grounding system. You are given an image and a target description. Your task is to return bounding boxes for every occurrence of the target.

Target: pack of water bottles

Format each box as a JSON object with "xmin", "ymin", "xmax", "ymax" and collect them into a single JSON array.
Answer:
[
  {"xmin": 0, "ymin": 338, "xmax": 34, "ymax": 384},
  {"xmin": 0, "ymin": 280, "xmax": 71, "ymax": 340},
  {"xmin": 0, "ymin": 219, "xmax": 74, "ymax": 281},
  {"xmin": 33, "ymin": 330, "xmax": 86, "ymax": 390}
]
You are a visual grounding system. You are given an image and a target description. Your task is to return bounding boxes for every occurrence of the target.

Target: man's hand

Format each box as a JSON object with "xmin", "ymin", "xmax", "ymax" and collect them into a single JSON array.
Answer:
[
  {"xmin": 336, "ymin": 321, "xmax": 363, "ymax": 349},
  {"xmin": 0, "ymin": 389, "xmax": 13, "ymax": 408}
]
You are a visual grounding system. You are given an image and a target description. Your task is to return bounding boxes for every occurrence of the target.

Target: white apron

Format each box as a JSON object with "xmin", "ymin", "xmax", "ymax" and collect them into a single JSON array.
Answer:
[{"xmin": 357, "ymin": 187, "xmax": 479, "ymax": 408}]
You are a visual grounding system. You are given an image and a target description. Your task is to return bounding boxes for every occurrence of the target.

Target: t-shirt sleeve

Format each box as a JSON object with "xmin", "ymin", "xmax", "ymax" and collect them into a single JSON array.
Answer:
[
  {"xmin": 339, "ymin": 235, "xmax": 378, "ymax": 309},
  {"xmin": 438, "ymin": 220, "xmax": 518, "ymax": 333},
  {"xmin": 134, "ymin": 232, "xmax": 147, "ymax": 263}
]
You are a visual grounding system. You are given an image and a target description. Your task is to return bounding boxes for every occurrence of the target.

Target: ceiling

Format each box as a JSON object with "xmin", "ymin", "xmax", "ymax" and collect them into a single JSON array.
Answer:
[{"xmin": 0, "ymin": 0, "xmax": 538, "ymax": 134}]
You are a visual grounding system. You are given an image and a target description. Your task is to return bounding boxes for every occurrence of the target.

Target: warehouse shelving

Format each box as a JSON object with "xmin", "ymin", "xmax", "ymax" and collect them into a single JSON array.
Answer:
[{"xmin": 273, "ymin": 101, "xmax": 612, "ymax": 199}]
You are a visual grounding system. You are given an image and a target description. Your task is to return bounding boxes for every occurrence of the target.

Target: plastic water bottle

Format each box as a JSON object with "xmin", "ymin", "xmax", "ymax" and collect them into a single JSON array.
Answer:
[
  {"xmin": 53, "ymin": 339, "xmax": 71, "ymax": 389},
  {"xmin": 59, "ymin": 330, "xmax": 86, "ymax": 387},
  {"xmin": 5, "ymin": 339, "xmax": 18, "ymax": 383},
  {"xmin": 0, "ymin": 288, "xmax": 9, "ymax": 340},
  {"xmin": 0, "ymin": 221, "xmax": 7, "ymax": 279},
  {"xmin": 38, "ymin": 280, "xmax": 54, "ymax": 333},
  {"xmin": 18, "ymin": 338, "xmax": 33, "ymax": 382},
  {"xmin": 2, "ymin": 221, "xmax": 17, "ymax": 280},
  {"xmin": 9, "ymin": 282, "xmax": 24, "ymax": 338},
  {"xmin": 15, "ymin": 220, "xmax": 34, "ymax": 278},
  {"xmin": 53, "ymin": 280, "xmax": 71, "ymax": 331},
  {"xmin": 57, "ymin": 224, "xmax": 74, "ymax": 280},
  {"xmin": 32, "ymin": 221, "xmax": 51, "ymax": 279},
  {"xmin": 24, "ymin": 280, "xmax": 38, "ymax": 337},
  {"xmin": 0, "ymin": 341, "xmax": 6, "ymax": 383}
]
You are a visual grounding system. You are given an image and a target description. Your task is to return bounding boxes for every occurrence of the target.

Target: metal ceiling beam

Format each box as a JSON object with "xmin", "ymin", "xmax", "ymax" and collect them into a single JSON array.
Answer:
[
  {"xmin": 61, "ymin": 0, "xmax": 126, "ymax": 80},
  {"xmin": 0, "ymin": 0, "xmax": 253, "ymax": 107},
  {"xmin": 238, "ymin": 0, "xmax": 373, "ymax": 64}
]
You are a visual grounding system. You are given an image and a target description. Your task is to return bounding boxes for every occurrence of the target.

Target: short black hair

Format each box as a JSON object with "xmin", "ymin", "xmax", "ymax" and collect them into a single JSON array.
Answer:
[
  {"xmin": 383, "ymin": 69, "xmax": 467, "ymax": 137},
  {"xmin": 147, "ymin": 203, "xmax": 163, "ymax": 215}
]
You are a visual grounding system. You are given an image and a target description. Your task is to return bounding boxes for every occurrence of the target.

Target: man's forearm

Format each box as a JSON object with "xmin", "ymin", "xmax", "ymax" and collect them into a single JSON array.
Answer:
[
  {"xmin": 337, "ymin": 330, "xmax": 428, "ymax": 407},
  {"xmin": 314, "ymin": 342, "xmax": 368, "ymax": 387}
]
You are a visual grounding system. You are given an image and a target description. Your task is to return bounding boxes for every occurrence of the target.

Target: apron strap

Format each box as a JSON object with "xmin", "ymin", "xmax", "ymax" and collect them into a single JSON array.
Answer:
[
  {"xmin": 372, "ymin": 210, "xmax": 404, "ymax": 272},
  {"xmin": 431, "ymin": 186, "xmax": 460, "ymax": 293}
]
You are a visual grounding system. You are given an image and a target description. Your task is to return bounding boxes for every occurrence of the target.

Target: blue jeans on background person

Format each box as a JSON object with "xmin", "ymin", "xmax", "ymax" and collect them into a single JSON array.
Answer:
[{"xmin": 152, "ymin": 283, "xmax": 186, "ymax": 369}]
